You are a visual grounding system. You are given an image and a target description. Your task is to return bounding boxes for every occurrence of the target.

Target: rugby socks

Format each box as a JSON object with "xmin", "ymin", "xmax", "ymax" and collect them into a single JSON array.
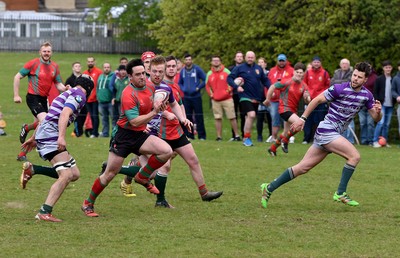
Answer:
[
  {"xmin": 39, "ymin": 204, "xmax": 53, "ymax": 214},
  {"xmin": 86, "ymin": 177, "xmax": 107, "ymax": 204},
  {"xmin": 118, "ymin": 165, "xmax": 140, "ymax": 177},
  {"xmin": 337, "ymin": 163, "xmax": 356, "ymax": 195},
  {"xmin": 199, "ymin": 184, "xmax": 208, "ymax": 196},
  {"xmin": 26, "ymin": 121, "xmax": 39, "ymax": 132},
  {"xmin": 267, "ymin": 167, "xmax": 295, "ymax": 193},
  {"xmin": 32, "ymin": 164, "xmax": 59, "ymax": 179},
  {"xmin": 155, "ymin": 172, "xmax": 168, "ymax": 202},
  {"xmin": 244, "ymin": 132, "xmax": 251, "ymax": 139},
  {"xmin": 137, "ymin": 155, "xmax": 166, "ymax": 180}
]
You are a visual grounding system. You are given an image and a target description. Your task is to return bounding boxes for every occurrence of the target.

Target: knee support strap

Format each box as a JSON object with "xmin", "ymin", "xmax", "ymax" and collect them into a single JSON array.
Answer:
[{"xmin": 53, "ymin": 157, "xmax": 76, "ymax": 172}]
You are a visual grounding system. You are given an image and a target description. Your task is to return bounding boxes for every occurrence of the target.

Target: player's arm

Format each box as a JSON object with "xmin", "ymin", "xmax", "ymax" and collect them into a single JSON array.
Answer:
[
  {"xmin": 368, "ymin": 100, "xmax": 383, "ymax": 122},
  {"xmin": 170, "ymin": 100, "xmax": 193, "ymax": 130},
  {"xmin": 263, "ymin": 83, "xmax": 276, "ymax": 106},
  {"xmin": 56, "ymin": 82, "xmax": 70, "ymax": 92},
  {"xmin": 13, "ymin": 72, "xmax": 24, "ymax": 103},
  {"xmin": 303, "ymin": 90, "xmax": 311, "ymax": 104},
  {"xmin": 291, "ymin": 92, "xmax": 328, "ymax": 132},
  {"xmin": 129, "ymin": 101, "xmax": 166, "ymax": 127},
  {"xmin": 58, "ymin": 106, "xmax": 73, "ymax": 151}
]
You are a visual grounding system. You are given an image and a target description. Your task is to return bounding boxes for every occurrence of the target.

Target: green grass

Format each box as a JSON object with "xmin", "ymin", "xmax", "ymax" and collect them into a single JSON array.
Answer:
[{"xmin": 1, "ymin": 52, "xmax": 400, "ymax": 257}]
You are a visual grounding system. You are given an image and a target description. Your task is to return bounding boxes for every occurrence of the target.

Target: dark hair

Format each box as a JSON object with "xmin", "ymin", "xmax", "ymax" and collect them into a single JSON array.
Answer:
[
  {"xmin": 211, "ymin": 55, "xmax": 221, "ymax": 61},
  {"xmin": 165, "ymin": 55, "xmax": 177, "ymax": 63},
  {"xmin": 126, "ymin": 59, "xmax": 144, "ymax": 75},
  {"xmin": 382, "ymin": 60, "xmax": 392, "ymax": 67},
  {"xmin": 71, "ymin": 61, "xmax": 80, "ymax": 67},
  {"xmin": 184, "ymin": 53, "xmax": 192, "ymax": 58},
  {"xmin": 293, "ymin": 62, "xmax": 306, "ymax": 71},
  {"xmin": 76, "ymin": 74, "xmax": 94, "ymax": 98},
  {"xmin": 120, "ymin": 57, "xmax": 128, "ymax": 62},
  {"xmin": 354, "ymin": 62, "xmax": 371, "ymax": 77}
]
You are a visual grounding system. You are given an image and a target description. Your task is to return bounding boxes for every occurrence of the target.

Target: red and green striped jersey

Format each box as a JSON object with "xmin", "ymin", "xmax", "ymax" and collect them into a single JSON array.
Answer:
[{"xmin": 19, "ymin": 58, "xmax": 62, "ymax": 97}]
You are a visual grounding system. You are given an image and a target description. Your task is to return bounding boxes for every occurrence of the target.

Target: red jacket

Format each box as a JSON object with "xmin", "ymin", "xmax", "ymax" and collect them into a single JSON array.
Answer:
[
  {"xmin": 303, "ymin": 67, "xmax": 330, "ymax": 99},
  {"xmin": 83, "ymin": 67, "xmax": 103, "ymax": 103},
  {"xmin": 206, "ymin": 65, "xmax": 232, "ymax": 101},
  {"xmin": 268, "ymin": 64, "xmax": 294, "ymax": 102}
]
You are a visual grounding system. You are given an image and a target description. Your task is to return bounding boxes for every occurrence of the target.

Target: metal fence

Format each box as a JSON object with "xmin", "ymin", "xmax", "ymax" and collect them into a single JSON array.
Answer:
[{"xmin": 0, "ymin": 16, "xmax": 155, "ymax": 54}]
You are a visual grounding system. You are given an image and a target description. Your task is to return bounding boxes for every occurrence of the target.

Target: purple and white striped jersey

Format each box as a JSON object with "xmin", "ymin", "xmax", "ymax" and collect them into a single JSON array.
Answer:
[
  {"xmin": 319, "ymin": 82, "xmax": 374, "ymax": 135},
  {"xmin": 147, "ymin": 82, "xmax": 175, "ymax": 136},
  {"xmin": 44, "ymin": 87, "xmax": 87, "ymax": 127}
]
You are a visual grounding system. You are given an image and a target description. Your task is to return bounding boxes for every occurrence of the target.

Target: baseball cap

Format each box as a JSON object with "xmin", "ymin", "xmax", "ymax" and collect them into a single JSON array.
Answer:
[
  {"xmin": 118, "ymin": 65, "xmax": 126, "ymax": 71},
  {"xmin": 312, "ymin": 56, "xmax": 321, "ymax": 61},
  {"xmin": 277, "ymin": 54, "xmax": 287, "ymax": 61},
  {"xmin": 141, "ymin": 51, "xmax": 156, "ymax": 61}
]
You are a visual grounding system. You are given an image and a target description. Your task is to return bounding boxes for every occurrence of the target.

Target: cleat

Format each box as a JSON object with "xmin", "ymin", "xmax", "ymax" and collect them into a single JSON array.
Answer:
[
  {"xmin": 19, "ymin": 124, "xmax": 28, "ymax": 144},
  {"xmin": 267, "ymin": 148, "xmax": 277, "ymax": 157},
  {"xmin": 266, "ymin": 136, "xmax": 276, "ymax": 143},
  {"xmin": 201, "ymin": 191, "xmax": 223, "ymax": 201},
  {"xmin": 81, "ymin": 202, "xmax": 99, "ymax": 217},
  {"xmin": 20, "ymin": 162, "xmax": 33, "ymax": 189},
  {"xmin": 243, "ymin": 137, "xmax": 253, "ymax": 147},
  {"xmin": 98, "ymin": 161, "xmax": 107, "ymax": 176},
  {"xmin": 120, "ymin": 180, "xmax": 136, "ymax": 197},
  {"xmin": 289, "ymin": 136, "xmax": 295, "ymax": 143},
  {"xmin": 281, "ymin": 142, "xmax": 289, "ymax": 153},
  {"xmin": 260, "ymin": 183, "xmax": 272, "ymax": 208},
  {"xmin": 35, "ymin": 213, "xmax": 62, "ymax": 222},
  {"xmin": 333, "ymin": 192, "xmax": 359, "ymax": 206},
  {"xmin": 155, "ymin": 200, "xmax": 175, "ymax": 208},
  {"xmin": 17, "ymin": 155, "xmax": 28, "ymax": 162},
  {"xmin": 134, "ymin": 174, "xmax": 159, "ymax": 194}
]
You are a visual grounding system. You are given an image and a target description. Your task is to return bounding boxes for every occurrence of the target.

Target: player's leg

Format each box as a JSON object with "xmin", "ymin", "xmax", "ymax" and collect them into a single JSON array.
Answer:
[
  {"xmin": 36, "ymin": 151, "xmax": 79, "ymax": 222},
  {"xmin": 174, "ymin": 139, "xmax": 223, "ymax": 201},
  {"xmin": 261, "ymin": 145, "xmax": 329, "ymax": 208},
  {"xmin": 324, "ymin": 136, "xmax": 361, "ymax": 206},
  {"xmin": 154, "ymin": 159, "xmax": 175, "ymax": 208},
  {"xmin": 20, "ymin": 162, "xmax": 59, "ymax": 189}
]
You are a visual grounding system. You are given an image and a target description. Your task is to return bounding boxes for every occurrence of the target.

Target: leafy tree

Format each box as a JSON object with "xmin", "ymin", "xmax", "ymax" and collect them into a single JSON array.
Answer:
[
  {"xmin": 151, "ymin": 0, "xmax": 400, "ymax": 73},
  {"xmin": 88, "ymin": 0, "xmax": 161, "ymax": 47}
]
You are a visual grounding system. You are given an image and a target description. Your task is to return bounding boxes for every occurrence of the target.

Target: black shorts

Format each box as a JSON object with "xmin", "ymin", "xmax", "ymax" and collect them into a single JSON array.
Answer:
[
  {"xmin": 109, "ymin": 127, "xmax": 150, "ymax": 158},
  {"xmin": 26, "ymin": 94, "xmax": 48, "ymax": 117},
  {"xmin": 280, "ymin": 111, "xmax": 294, "ymax": 122},
  {"xmin": 240, "ymin": 100, "xmax": 259, "ymax": 114},
  {"xmin": 164, "ymin": 135, "xmax": 190, "ymax": 150}
]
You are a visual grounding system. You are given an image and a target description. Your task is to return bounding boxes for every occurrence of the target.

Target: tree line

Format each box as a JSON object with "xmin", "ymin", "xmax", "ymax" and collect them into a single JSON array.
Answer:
[{"xmin": 90, "ymin": 0, "xmax": 400, "ymax": 74}]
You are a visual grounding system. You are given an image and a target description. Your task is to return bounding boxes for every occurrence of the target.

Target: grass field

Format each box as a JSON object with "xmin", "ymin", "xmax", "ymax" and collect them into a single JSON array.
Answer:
[{"xmin": 0, "ymin": 52, "xmax": 400, "ymax": 257}]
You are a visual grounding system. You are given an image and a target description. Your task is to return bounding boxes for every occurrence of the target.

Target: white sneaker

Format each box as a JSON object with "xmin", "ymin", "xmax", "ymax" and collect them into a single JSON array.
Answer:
[
  {"xmin": 372, "ymin": 142, "xmax": 381, "ymax": 148},
  {"xmin": 265, "ymin": 136, "xmax": 276, "ymax": 143},
  {"xmin": 289, "ymin": 136, "xmax": 295, "ymax": 144}
]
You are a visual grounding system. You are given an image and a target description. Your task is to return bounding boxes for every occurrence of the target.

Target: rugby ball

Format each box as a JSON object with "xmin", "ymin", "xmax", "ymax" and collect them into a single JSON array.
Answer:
[
  {"xmin": 378, "ymin": 136, "xmax": 387, "ymax": 146},
  {"xmin": 234, "ymin": 77, "xmax": 244, "ymax": 87},
  {"xmin": 154, "ymin": 89, "xmax": 170, "ymax": 105}
]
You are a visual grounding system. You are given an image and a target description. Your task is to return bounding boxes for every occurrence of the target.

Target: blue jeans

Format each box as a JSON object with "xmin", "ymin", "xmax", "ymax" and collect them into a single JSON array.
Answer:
[
  {"xmin": 86, "ymin": 101, "xmax": 99, "ymax": 137},
  {"xmin": 183, "ymin": 96, "xmax": 206, "ymax": 139},
  {"xmin": 341, "ymin": 119, "xmax": 355, "ymax": 144},
  {"xmin": 358, "ymin": 107, "xmax": 375, "ymax": 145},
  {"xmin": 373, "ymin": 105, "xmax": 393, "ymax": 142},
  {"xmin": 269, "ymin": 101, "xmax": 281, "ymax": 127},
  {"xmin": 98, "ymin": 102, "xmax": 113, "ymax": 137}
]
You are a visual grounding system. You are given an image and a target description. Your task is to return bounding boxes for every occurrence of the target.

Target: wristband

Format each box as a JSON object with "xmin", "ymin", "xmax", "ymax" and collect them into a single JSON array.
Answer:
[{"xmin": 300, "ymin": 116, "xmax": 307, "ymax": 122}]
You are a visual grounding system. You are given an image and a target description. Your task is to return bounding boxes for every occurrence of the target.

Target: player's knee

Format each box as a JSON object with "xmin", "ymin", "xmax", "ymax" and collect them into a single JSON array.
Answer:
[
  {"xmin": 349, "ymin": 153, "xmax": 361, "ymax": 165},
  {"xmin": 54, "ymin": 157, "xmax": 77, "ymax": 181}
]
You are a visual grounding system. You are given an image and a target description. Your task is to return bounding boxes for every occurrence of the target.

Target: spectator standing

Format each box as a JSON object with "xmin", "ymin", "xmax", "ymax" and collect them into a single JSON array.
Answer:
[
  {"xmin": 65, "ymin": 62, "xmax": 87, "ymax": 137},
  {"xmin": 83, "ymin": 56, "xmax": 103, "ymax": 138},
  {"xmin": 228, "ymin": 51, "xmax": 245, "ymax": 140},
  {"xmin": 302, "ymin": 56, "xmax": 331, "ymax": 144},
  {"xmin": 267, "ymin": 54, "xmax": 294, "ymax": 143},
  {"xmin": 178, "ymin": 53, "xmax": 207, "ymax": 140},
  {"xmin": 373, "ymin": 60, "xmax": 393, "ymax": 147},
  {"xmin": 205, "ymin": 55, "xmax": 240, "ymax": 141},
  {"xmin": 227, "ymin": 51, "xmax": 270, "ymax": 146},
  {"xmin": 256, "ymin": 57, "xmax": 272, "ymax": 142},
  {"xmin": 391, "ymin": 61, "xmax": 400, "ymax": 143},
  {"xmin": 97, "ymin": 62, "xmax": 115, "ymax": 137},
  {"xmin": 331, "ymin": 59, "xmax": 354, "ymax": 143},
  {"xmin": 358, "ymin": 63, "xmax": 377, "ymax": 145},
  {"xmin": 112, "ymin": 65, "xmax": 129, "ymax": 126}
]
